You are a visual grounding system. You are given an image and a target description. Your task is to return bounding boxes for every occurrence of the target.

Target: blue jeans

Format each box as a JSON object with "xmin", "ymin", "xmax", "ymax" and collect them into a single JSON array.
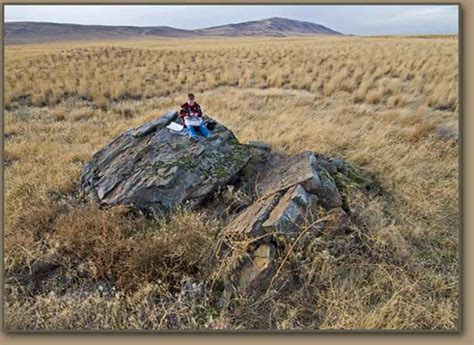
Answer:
[{"xmin": 187, "ymin": 124, "xmax": 210, "ymax": 139}]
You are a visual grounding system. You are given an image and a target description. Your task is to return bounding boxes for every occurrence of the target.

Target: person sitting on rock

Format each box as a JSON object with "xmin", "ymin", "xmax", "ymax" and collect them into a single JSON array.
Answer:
[{"xmin": 179, "ymin": 93, "xmax": 210, "ymax": 140}]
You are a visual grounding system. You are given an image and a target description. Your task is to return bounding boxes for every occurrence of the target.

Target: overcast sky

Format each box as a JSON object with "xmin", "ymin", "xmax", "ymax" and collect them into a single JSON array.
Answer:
[{"xmin": 5, "ymin": 5, "xmax": 459, "ymax": 35}]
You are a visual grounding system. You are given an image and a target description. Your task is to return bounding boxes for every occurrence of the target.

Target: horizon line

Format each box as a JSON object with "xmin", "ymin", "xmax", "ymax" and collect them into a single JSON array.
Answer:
[{"xmin": 4, "ymin": 18, "xmax": 458, "ymax": 37}]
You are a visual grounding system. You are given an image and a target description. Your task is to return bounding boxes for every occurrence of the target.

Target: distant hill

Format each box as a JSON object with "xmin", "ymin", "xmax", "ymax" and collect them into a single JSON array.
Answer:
[
  {"xmin": 4, "ymin": 17, "xmax": 343, "ymax": 44},
  {"xmin": 196, "ymin": 17, "xmax": 342, "ymax": 37},
  {"xmin": 4, "ymin": 21, "xmax": 200, "ymax": 44}
]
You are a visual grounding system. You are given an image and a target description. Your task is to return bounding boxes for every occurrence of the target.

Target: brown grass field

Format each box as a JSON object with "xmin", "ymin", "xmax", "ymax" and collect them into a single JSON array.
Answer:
[{"xmin": 3, "ymin": 36, "xmax": 459, "ymax": 330}]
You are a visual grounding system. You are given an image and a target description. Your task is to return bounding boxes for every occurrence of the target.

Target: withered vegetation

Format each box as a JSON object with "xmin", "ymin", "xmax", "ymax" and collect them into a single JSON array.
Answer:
[{"xmin": 4, "ymin": 36, "xmax": 459, "ymax": 330}]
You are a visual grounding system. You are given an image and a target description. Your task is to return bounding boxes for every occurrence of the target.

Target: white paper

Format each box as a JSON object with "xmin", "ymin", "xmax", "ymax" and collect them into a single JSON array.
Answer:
[{"xmin": 166, "ymin": 122, "xmax": 184, "ymax": 132}]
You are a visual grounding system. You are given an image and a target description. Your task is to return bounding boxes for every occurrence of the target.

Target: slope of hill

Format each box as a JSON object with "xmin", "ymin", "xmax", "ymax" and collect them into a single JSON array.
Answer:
[
  {"xmin": 4, "ymin": 17, "xmax": 343, "ymax": 44},
  {"xmin": 4, "ymin": 21, "xmax": 200, "ymax": 44},
  {"xmin": 196, "ymin": 17, "xmax": 343, "ymax": 37}
]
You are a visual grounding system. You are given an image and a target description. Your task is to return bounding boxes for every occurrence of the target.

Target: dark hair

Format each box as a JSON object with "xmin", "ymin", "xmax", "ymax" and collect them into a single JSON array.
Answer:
[{"xmin": 187, "ymin": 93, "xmax": 195, "ymax": 100}]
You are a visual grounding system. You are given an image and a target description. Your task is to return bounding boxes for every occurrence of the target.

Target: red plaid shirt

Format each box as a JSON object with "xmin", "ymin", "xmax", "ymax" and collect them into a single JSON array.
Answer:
[{"xmin": 179, "ymin": 102, "xmax": 203, "ymax": 124}]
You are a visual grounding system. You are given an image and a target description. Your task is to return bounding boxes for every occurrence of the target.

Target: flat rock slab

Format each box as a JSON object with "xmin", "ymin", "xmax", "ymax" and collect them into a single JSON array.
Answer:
[
  {"xmin": 247, "ymin": 141, "xmax": 272, "ymax": 151},
  {"xmin": 262, "ymin": 184, "xmax": 310, "ymax": 235},
  {"xmin": 223, "ymin": 192, "xmax": 284, "ymax": 238},
  {"xmin": 255, "ymin": 151, "xmax": 342, "ymax": 209},
  {"xmin": 81, "ymin": 111, "xmax": 251, "ymax": 214}
]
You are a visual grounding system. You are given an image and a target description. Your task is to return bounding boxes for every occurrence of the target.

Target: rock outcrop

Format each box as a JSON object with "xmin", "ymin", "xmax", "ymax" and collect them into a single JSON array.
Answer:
[
  {"xmin": 81, "ymin": 111, "xmax": 376, "ymax": 301},
  {"xmin": 207, "ymin": 139, "xmax": 375, "ymax": 300},
  {"xmin": 81, "ymin": 111, "xmax": 251, "ymax": 214}
]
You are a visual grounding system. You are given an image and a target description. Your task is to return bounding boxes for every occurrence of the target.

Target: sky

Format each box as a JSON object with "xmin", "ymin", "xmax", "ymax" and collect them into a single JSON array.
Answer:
[{"xmin": 4, "ymin": 5, "xmax": 459, "ymax": 36}]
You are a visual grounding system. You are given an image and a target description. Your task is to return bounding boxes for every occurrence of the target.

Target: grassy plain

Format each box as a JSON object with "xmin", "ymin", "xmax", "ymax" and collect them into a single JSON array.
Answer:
[{"xmin": 4, "ymin": 36, "xmax": 459, "ymax": 330}]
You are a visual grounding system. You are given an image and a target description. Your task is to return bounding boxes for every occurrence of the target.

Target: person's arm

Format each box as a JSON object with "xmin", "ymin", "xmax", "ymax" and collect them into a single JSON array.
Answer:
[
  {"xmin": 178, "ymin": 104, "xmax": 187, "ymax": 124},
  {"xmin": 194, "ymin": 103, "xmax": 203, "ymax": 117}
]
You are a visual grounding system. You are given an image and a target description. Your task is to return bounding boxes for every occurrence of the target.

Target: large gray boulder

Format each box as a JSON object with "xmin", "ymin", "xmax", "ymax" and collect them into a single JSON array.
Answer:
[{"xmin": 81, "ymin": 111, "xmax": 251, "ymax": 214}]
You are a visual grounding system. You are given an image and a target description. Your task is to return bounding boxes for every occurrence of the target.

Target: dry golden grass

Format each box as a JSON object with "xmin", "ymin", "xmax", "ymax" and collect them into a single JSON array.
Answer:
[{"xmin": 4, "ymin": 36, "xmax": 459, "ymax": 331}]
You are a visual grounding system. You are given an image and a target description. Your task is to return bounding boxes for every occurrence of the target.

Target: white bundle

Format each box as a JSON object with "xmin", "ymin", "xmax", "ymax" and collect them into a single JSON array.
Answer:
[{"xmin": 184, "ymin": 116, "xmax": 203, "ymax": 127}]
